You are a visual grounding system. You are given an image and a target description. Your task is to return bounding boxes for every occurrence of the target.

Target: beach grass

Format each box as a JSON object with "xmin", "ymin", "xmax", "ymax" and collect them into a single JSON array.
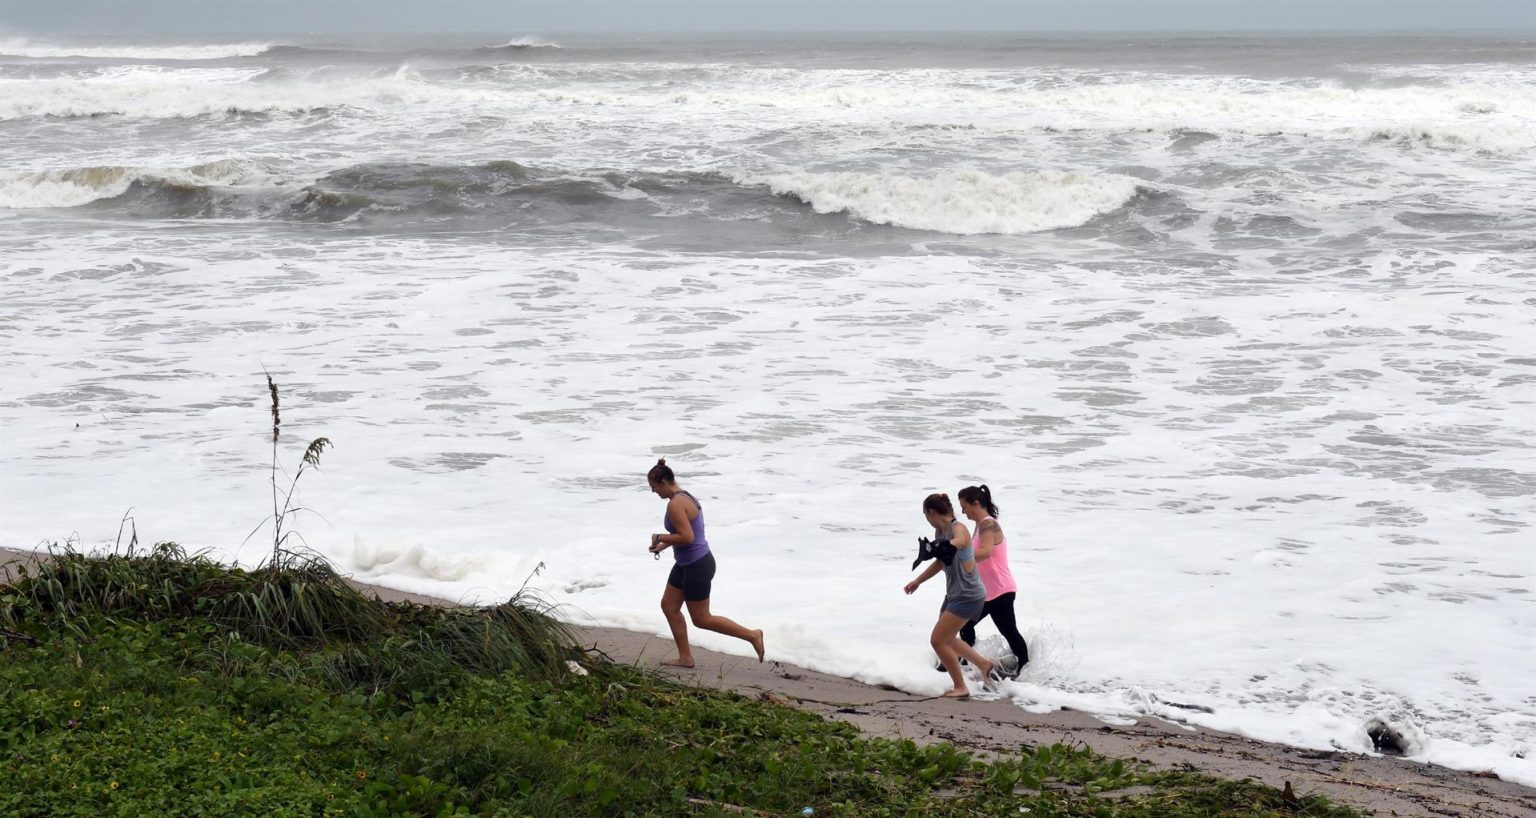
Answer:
[{"xmin": 1, "ymin": 546, "xmax": 1362, "ymax": 817}]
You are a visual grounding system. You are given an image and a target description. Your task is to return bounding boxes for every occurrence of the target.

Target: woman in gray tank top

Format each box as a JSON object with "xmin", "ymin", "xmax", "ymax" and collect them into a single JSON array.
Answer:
[{"xmin": 904, "ymin": 492, "xmax": 997, "ymax": 698}]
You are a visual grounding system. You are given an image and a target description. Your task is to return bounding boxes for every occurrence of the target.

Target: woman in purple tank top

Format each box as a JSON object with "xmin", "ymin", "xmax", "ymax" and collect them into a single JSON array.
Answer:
[{"xmin": 646, "ymin": 459, "xmax": 765, "ymax": 668}]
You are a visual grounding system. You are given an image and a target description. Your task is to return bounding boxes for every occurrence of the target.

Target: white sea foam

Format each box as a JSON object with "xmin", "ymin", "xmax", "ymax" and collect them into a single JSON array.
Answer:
[
  {"xmin": 2, "ymin": 64, "xmax": 1531, "ymax": 155},
  {"xmin": 753, "ymin": 169, "xmax": 1143, "ymax": 234},
  {"xmin": 3, "ymin": 237, "xmax": 1531, "ymax": 785},
  {"xmin": 0, "ymin": 37, "xmax": 275, "ymax": 60},
  {"xmin": 0, "ymin": 68, "xmax": 405, "ymax": 119}
]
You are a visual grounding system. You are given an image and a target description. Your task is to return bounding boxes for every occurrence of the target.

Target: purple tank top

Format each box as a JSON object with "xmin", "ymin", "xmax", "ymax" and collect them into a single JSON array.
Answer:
[{"xmin": 664, "ymin": 490, "xmax": 711, "ymax": 565}]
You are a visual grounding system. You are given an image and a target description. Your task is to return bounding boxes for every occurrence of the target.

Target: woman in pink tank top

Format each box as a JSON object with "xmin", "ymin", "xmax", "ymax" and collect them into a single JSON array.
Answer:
[{"xmin": 957, "ymin": 484, "xmax": 1029, "ymax": 676}]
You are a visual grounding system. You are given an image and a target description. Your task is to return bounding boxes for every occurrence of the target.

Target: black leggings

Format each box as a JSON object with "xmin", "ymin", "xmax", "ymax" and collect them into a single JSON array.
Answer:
[{"xmin": 960, "ymin": 592, "xmax": 1029, "ymax": 665}]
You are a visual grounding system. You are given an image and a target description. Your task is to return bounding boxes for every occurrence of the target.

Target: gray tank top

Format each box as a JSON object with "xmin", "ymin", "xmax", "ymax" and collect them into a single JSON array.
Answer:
[{"xmin": 941, "ymin": 519, "xmax": 986, "ymax": 606}]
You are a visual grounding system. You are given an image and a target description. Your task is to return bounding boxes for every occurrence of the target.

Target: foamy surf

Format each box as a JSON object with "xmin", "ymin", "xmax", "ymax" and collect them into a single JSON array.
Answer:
[
  {"xmin": 0, "ymin": 38, "xmax": 276, "ymax": 60},
  {"xmin": 754, "ymin": 169, "xmax": 1144, "ymax": 234},
  {"xmin": 0, "ymin": 60, "xmax": 1530, "ymax": 156}
]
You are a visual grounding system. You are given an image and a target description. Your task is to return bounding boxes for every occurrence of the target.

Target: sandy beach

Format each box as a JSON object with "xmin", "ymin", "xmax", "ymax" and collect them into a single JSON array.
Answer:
[
  {"xmin": 3, "ymin": 546, "xmax": 1531, "ymax": 817},
  {"xmin": 577, "ymin": 626, "xmax": 1536, "ymax": 818}
]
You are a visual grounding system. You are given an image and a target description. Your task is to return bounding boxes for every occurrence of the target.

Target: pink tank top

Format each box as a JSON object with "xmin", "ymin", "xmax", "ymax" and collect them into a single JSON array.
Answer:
[{"xmin": 974, "ymin": 517, "xmax": 1017, "ymax": 600}]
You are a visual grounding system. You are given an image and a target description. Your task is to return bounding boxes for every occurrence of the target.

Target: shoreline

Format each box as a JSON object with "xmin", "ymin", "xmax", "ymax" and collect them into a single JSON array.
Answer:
[
  {"xmin": 4, "ymin": 546, "xmax": 1533, "ymax": 817},
  {"xmin": 578, "ymin": 626, "xmax": 1536, "ymax": 817}
]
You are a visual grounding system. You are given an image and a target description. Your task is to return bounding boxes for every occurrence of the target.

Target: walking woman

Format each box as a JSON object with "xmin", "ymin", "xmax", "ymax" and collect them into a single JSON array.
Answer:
[
  {"xmin": 958, "ymin": 484, "xmax": 1030, "ymax": 675},
  {"xmin": 646, "ymin": 459, "xmax": 765, "ymax": 668},
  {"xmin": 904, "ymin": 493, "xmax": 996, "ymax": 698}
]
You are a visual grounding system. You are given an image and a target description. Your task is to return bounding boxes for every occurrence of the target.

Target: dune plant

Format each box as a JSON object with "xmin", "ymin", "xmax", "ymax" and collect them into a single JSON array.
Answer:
[
  {"xmin": 2, "ymin": 543, "xmax": 576, "ymax": 684},
  {"xmin": 258, "ymin": 372, "xmax": 331, "ymax": 569}
]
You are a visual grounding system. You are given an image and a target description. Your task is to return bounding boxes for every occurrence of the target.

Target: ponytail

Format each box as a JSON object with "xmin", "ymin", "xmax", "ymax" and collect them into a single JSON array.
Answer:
[{"xmin": 958, "ymin": 484, "xmax": 1000, "ymax": 518}]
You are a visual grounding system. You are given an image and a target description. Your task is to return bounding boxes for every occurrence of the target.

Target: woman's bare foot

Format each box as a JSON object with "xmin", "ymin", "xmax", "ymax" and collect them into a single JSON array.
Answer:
[
  {"xmin": 942, "ymin": 688, "xmax": 970, "ymax": 699},
  {"xmin": 660, "ymin": 657, "xmax": 695, "ymax": 668},
  {"xmin": 749, "ymin": 629, "xmax": 765, "ymax": 662},
  {"xmin": 979, "ymin": 660, "xmax": 998, "ymax": 689}
]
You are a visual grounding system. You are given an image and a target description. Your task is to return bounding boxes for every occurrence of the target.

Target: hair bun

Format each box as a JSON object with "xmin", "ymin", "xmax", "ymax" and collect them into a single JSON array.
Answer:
[{"xmin": 656, "ymin": 458, "xmax": 667, "ymax": 466}]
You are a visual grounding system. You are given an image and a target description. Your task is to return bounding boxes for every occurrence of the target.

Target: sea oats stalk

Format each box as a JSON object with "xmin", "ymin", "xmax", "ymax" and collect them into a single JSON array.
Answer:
[
  {"xmin": 267, "ymin": 372, "xmax": 280, "ymax": 563},
  {"xmin": 259, "ymin": 373, "xmax": 331, "ymax": 568}
]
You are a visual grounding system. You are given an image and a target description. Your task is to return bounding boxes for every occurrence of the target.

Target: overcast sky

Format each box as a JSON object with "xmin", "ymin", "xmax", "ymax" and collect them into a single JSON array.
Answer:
[{"xmin": 4, "ymin": 0, "xmax": 1532, "ymax": 35}]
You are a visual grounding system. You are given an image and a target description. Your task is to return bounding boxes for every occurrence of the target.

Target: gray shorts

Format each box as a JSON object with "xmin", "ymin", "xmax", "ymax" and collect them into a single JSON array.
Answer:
[{"xmin": 942, "ymin": 597, "xmax": 985, "ymax": 621}]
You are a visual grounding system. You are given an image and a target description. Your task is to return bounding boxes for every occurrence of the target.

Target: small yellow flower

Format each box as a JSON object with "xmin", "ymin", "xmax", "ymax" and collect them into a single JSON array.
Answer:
[
  {"xmin": 50, "ymin": 755, "xmax": 59, "ymax": 763},
  {"xmin": 72, "ymin": 700, "xmax": 82, "ymax": 708},
  {"xmin": 110, "ymin": 781, "xmax": 118, "ymax": 790},
  {"xmin": 356, "ymin": 770, "xmax": 367, "ymax": 780}
]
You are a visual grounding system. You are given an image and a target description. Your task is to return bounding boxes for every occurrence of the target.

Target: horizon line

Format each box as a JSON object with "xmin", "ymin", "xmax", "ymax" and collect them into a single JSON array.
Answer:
[{"xmin": 11, "ymin": 27, "xmax": 1534, "ymax": 36}]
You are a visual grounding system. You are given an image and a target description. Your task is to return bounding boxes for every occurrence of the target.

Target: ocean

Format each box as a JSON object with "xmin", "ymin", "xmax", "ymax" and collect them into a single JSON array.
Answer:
[{"xmin": 1, "ymin": 31, "xmax": 1533, "ymax": 785}]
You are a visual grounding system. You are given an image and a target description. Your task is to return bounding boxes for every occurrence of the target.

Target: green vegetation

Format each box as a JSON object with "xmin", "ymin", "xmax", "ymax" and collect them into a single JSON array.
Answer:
[{"xmin": 0, "ymin": 545, "xmax": 1362, "ymax": 817}]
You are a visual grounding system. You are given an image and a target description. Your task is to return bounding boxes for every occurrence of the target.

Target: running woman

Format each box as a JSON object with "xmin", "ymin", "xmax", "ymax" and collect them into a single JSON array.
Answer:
[
  {"xmin": 958, "ymin": 484, "xmax": 1029, "ymax": 675},
  {"xmin": 646, "ymin": 459, "xmax": 765, "ymax": 668},
  {"xmin": 904, "ymin": 493, "xmax": 996, "ymax": 698}
]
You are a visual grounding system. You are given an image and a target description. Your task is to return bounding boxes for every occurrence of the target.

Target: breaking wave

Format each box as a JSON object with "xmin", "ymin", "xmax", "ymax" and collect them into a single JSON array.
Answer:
[
  {"xmin": 753, "ymin": 169, "xmax": 1145, "ymax": 235},
  {"xmin": 0, "ymin": 38, "xmax": 275, "ymax": 60},
  {"xmin": 1, "ymin": 61, "xmax": 1531, "ymax": 155},
  {"xmin": 0, "ymin": 160, "xmax": 721, "ymax": 223},
  {"xmin": 0, "ymin": 160, "xmax": 1151, "ymax": 235},
  {"xmin": 0, "ymin": 160, "xmax": 251, "ymax": 209},
  {"xmin": 478, "ymin": 36, "xmax": 563, "ymax": 51}
]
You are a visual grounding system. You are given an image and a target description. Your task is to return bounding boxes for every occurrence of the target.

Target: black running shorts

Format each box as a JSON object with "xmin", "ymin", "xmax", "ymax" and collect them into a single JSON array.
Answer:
[{"xmin": 666, "ymin": 552, "xmax": 716, "ymax": 602}]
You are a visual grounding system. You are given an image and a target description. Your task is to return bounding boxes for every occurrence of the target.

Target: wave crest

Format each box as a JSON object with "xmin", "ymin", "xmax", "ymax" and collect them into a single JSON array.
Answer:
[
  {"xmin": 0, "ymin": 160, "xmax": 669, "ymax": 223},
  {"xmin": 479, "ymin": 36, "xmax": 563, "ymax": 51},
  {"xmin": 1, "ymin": 160, "xmax": 1155, "ymax": 236},
  {"xmin": 0, "ymin": 159, "xmax": 249, "ymax": 209},
  {"xmin": 0, "ymin": 38, "xmax": 274, "ymax": 60},
  {"xmin": 754, "ymin": 169, "xmax": 1144, "ymax": 235}
]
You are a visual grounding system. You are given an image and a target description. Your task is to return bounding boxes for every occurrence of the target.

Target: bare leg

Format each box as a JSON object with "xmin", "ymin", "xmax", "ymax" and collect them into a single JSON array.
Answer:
[
  {"xmin": 660, "ymin": 584, "xmax": 694, "ymax": 667},
  {"xmin": 949, "ymin": 637, "xmax": 996, "ymax": 685},
  {"xmin": 932, "ymin": 613, "xmax": 972, "ymax": 697},
  {"xmin": 685, "ymin": 599, "xmax": 765, "ymax": 662}
]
